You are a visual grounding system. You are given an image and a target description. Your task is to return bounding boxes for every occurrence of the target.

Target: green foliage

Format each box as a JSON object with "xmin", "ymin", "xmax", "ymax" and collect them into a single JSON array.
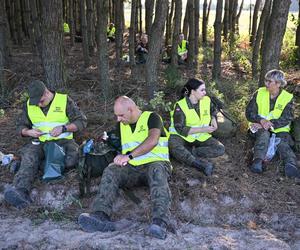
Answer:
[
  {"xmin": 0, "ymin": 109, "xmax": 4, "ymax": 117},
  {"xmin": 163, "ymin": 65, "xmax": 184, "ymax": 89},
  {"xmin": 280, "ymin": 27, "xmax": 299, "ymax": 69},
  {"xmin": 206, "ymin": 81, "xmax": 224, "ymax": 102},
  {"xmin": 19, "ymin": 92, "xmax": 29, "ymax": 103},
  {"xmin": 136, "ymin": 91, "xmax": 172, "ymax": 113}
]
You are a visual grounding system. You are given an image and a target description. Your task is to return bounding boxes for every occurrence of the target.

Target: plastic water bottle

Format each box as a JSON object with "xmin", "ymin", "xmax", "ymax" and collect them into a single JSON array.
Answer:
[
  {"xmin": 83, "ymin": 139, "xmax": 94, "ymax": 154},
  {"xmin": 1, "ymin": 154, "xmax": 14, "ymax": 166}
]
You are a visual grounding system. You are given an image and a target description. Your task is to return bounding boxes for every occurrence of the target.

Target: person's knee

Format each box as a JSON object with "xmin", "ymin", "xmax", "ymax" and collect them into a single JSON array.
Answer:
[{"xmin": 215, "ymin": 143, "xmax": 225, "ymax": 157}]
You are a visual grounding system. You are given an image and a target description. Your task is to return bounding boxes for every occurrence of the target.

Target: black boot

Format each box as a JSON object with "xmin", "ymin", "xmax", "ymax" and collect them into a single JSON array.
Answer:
[
  {"xmin": 192, "ymin": 159, "xmax": 214, "ymax": 176},
  {"xmin": 147, "ymin": 218, "xmax": 168, "ymax": 240},
  {"xmin": 4, "ymin": 187, "xmax": 32, "ymax": 209},
  {"xmin": 250, "ymin": 158, "xmax": 263, "ymax": 174},
  {"xmin": 284, "ymin": 163, "xmax": 300, "ymax": 178},
  {"xmin": 78, "ymin": 211, "xmax": 115, "ymax": 233}
]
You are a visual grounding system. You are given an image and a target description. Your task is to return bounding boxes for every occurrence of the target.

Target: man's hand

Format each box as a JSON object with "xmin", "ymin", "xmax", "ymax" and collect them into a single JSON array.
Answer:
[
  {"xmin": 250, "ymin": 123, "xmax": 263, "ymax": 133},
  {"xmin": 260, "ymin": 119, "xmax": 273, "ymax": 130},
  {"xmin": 25, "ymin": 128, "xmax": 44, "ymax": 138},
  {"xmin": 50, "ymin": 126, "xmax": 63, "ymax": 137},
  {"xmin": 114, "ymin": 154, "xmax": 130, "ymax": 166}
]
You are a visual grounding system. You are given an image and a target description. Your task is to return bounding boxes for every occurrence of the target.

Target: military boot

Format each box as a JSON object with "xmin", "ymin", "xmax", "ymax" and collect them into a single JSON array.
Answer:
[
  {"xmin": 78, "ymin": 211, "xmax": 115, "ymax": 233},
  {"xmin": 284, "ymin": 163, "xmax": 300, "ymax": 178},
  {"xmin": 192, "ymin": 159, "xmax": 214, "ymax": 176},
  {"xmin": 4, "ymin": 187, "xmax": 32, "ymax": 209},
  {"xmin": 147, "ymin": 218, "xmax": 167, "ymax": 240},
  {"xmin": 250, "ymin": 158, "xmax": 263, "ymax": 174}
]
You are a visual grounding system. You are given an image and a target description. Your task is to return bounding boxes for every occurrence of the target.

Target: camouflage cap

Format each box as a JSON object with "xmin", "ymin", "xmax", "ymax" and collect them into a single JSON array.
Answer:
[{"xmin": 27, "ymin": 80, "xmax": 46, "ymax": 105}]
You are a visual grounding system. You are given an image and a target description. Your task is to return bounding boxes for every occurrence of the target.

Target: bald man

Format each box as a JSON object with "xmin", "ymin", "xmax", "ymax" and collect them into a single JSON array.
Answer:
[{"xmin": 78, "ymin": 96, "xmax": 172, "ymax": 240}]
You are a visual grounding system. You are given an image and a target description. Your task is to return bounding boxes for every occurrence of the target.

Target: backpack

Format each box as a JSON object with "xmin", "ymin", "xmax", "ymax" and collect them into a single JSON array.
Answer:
[
  {"xmin": 77, "ymin": 140, "xmax": 117, "ymax": 197},
  {"xmin": 210, "ymin": 96, "xmax": 238, "ymax": 138}
]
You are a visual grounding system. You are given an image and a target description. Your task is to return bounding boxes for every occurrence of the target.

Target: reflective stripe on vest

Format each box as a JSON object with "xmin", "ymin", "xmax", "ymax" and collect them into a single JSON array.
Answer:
[
  {"xmin": 249, "ymin": 87, "xmax": 293, "ymax": 133},
  {"xmin": 178, "ymin": 40, "xmax": 187, "ymax": 55},
  {"xmin": 27, "ymin": 93, "xmax": 73, "ymax": 142},
  {"xmin": 120, "ymin": 111, "xmax": 169, "ymax": 166},
  {"xmin": 169, "ymin": 97, "xmax": 212, "ymax": 142}
]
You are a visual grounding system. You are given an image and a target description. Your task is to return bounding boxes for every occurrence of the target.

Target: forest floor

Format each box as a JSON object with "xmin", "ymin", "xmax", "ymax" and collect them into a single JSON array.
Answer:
[{"xmin": 0, "ymin": 40, "xmax": 300, "ymax": 250}]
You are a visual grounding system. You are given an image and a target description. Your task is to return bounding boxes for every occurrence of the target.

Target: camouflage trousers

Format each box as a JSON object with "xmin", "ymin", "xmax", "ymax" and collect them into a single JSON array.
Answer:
[
  {"xmin": 251, "ymin": 130, "xmax": 297, "ymax": 167},
  {"xmin": 13, "ymin": 139, "xmax": 79, "ymax": 191},
  {"xmin": 169, "ymin": 135, "xmax": 225, "ymax": 167},
  {"xmin": 92, "ymin": 161, "xmax": 172, "ymax": 224}
]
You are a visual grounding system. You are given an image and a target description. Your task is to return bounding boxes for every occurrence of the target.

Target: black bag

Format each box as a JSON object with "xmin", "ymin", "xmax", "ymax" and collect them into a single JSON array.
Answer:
[{"xmin": 77, "ymin": 140, "xmax": 117, "ymax": 197}]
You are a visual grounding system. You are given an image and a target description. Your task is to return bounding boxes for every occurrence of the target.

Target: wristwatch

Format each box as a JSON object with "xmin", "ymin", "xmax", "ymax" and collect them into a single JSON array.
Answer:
[
  {"xmin": 126, "ymin": 151, "xmax": 134, "ymax": 160},
  {"xmin": 62, "ymin": 125, "xmax": 67, "ymax": 133}
]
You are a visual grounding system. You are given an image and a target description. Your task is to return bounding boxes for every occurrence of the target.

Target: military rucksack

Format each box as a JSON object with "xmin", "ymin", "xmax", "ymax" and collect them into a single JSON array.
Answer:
[{"xmin": 77, "ymin": 140, "xmax": 117, "ymax": 197}]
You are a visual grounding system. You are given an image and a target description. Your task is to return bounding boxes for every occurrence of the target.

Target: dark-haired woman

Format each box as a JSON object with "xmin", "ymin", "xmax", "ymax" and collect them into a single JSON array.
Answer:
[{"xmin": 169, "ymin": 78, "xmax": 225, "ymax": 176}]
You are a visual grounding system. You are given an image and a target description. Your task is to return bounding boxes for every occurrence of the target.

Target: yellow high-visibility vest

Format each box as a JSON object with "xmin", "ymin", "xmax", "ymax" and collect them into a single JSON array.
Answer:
[
  {"xmin": 107, "ymin": 26, "xmax": 115, "ymax": 38},
  {"xmin": 120, "ymin": 111, "xmax": 169, "ymax": 166},
  {"xmin": 251, "ymin": 87, "xmax": 293, "ymax": 133},
  {"xmin": 178, "ymin": 40, "xmax": 187, "ymax": 55},
  {"xmin": 169, "ymin": 97, "xmax": 212, "ymax": 142},
  {"xmin": 64, "ymin": 23, "xmax": 70, "ymax": 33},
  {"xmin": 27, "ymin": 93, "xmax": 73, "ymax": 142}
]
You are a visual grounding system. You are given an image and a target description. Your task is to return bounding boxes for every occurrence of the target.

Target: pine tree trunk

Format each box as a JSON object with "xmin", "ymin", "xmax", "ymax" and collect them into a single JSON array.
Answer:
[
  {"xmin": 24, "ymin": 0, "xmax": 35, "ymax": 52},
  {"xmin": 182, "ymin": 1, "xmax": 189, "ymax": 38},
  {"xmin": 129, "ymin": 0, "xmax": 137, "ymax": 68},
  {"xmin": 223, "ymin": 0, "xmax": 229, "ymax": 41},
  {"xmin": 259, "ymin": 0, "xmax": 291, "ymax": 86},
  {"xmin": 171, "ymin": 0, "xmax": 182, "ymax": 66},
  {"xmin": 250, "ymin": 0, "xmax": 262, "ymax": 46},
  {"xmin": 115, "ymin": 0, "xmax": 123, "ymax": 65},
  {"xmin": 165, "ymin": 0, "xmax": 175, "ymax": 46},
  {"xmin": 194, "ymin": 0, "xmax": 199, "ymax": 55},
  {"xmin": 30, "ymin": 0, "xmax": 42, "ymax": 54},
  {"xmin": 0, "ymin": 0, "xmax": 6, "ymax": 96},
  {"xmin": 187, "ymin": 0, "xmax": 195, "ymax": 67},
  {"xmin": 145, "ymin": 0, "xmax": 154, "ymax": 35},
  {"xmin": 97, "ymin": 0, "xmax": 111, "ymax": 98},
  {"xmin": 81, "ymin": 0, "xmax": 90, "ymax": 67},
  {"xmin": 138, "ymin": 0, "xmax": 142, "ymax": 34},
  {"xmin": 41, "ymin": 0, "xmax": 65, "ymax": 89},
  {"xmin": 251, "ymin": 0, "xmax": 271, "ymax": 79},
  {"xmin": 202, "ymin": 0, "xmax": 208, "ymax": 45},
  {"xmin": 145, "ymin": 0, "xmax": 168, "ymax": 98},
  {"xmin": 296, "ymin": 0, "xmax": 300, "ymax": 47},
  {"xmin": 86, "ymin": 0, "xmax": 95, "ymax": 55},
  {"xmin": 212, "ymin": 0, "xmax": 223, "ymax": 81},
  {"xmin": 15, "ymin": 0, "xmax": 23, "ymax": 45},
  {"xmin": 69, "ymin": 0, "xmax": 75, "ymax": 47}
]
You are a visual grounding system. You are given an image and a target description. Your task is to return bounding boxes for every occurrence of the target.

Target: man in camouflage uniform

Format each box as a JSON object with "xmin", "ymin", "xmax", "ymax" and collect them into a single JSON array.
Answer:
[
  {"xmin": 78, "ymin": 96, "xmax": 172, "ymax": 240},
  {"xmin": 4, "ymin": 80, "xmax": 87, "ymax": 208},
  {"xmin": 246, "ymin": 69, "xmax": 299, "ymax": 178}
]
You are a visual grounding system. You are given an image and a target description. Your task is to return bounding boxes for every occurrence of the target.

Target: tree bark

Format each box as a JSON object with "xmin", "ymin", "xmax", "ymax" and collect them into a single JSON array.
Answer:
[
  {"xmin": 187, "ymin": 0, "xmax": 195, "ymax": 67},
  {"xmin": 235, "ymin": 0, "xmax": 244, "ymax": 33},
  {"xmin": 251, "ymin": 0, "xmax": 271, "ymax": 79},
  {"xmin": 129, "ymin": 0, "xmax": 137, "ymax": 68},
  {"xmin": 145, "ymin": 0, "xmax": 155, "ymax": 35},
  {"xmin": 145, "ymin": 0, "xmax": 168, "ymax": 98},
  {"xmin": 0, "ymin": 0, "xmax": 7, "ymax": 96},
  {"xmin": 259, "ymin": 0, "xmax": 291, "ymax": 86},
  {"xmin": 223, "ymin": 0, "xmax": 229, "ymax": 41},
  {"xmin": 202, "ymin": 0, "xmax": 208, "ymax": 45},
  {"xmin": 250, "ymin": 0, "xmax": 262, "ymax": 46},
  {"xmin": 296, "ymin": 0, "xmax": 300, "ymax": 47},
  {"xmin": 115, "ymin": 0, "xmax": 123, "ymax": 65},
  {"xmin": 212, "ymin": 0, "xmax": 223, "ymax": 81},
  {"xmin": 30, "ymin": 0, "xmax": 42, "ymax": 54},
  {"xmin": 194, "ymin": 0, "xmax": 199, "ymax": 55},
  {"xmin": 86, "ymin": 0, "xmax": 95, "ymax": 55},
  {"xmin": 69, "ymin": 0, "xmax": 75, "ymax": 47},
  {"xmin": 182, "ymin": 1, "xmax": 189, "ymax": 37},
  {"xmin": 165, "ymin": 0, "xmax": 175, "ymax": 46},
  {"xmin": 171, "ymin": 0, "xmax": 182, "ymax": 66},
  {"xmin": 80, "ymin": 0, "xmax": 90, "ymax": 67},
  {"xmin": 97, "ymin": 0, "xmax": 111, "ymax": 98},
  {"xmin": 24, "ymin": 0, "xmax": 35, "ymax": 52},
  {"xmin": 15, "ymin": 0, "xmax": 23, "ymax": 45},
  {"xmin": 40, "ymin": 0, "xmax": 65, "ymax": 89}
]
